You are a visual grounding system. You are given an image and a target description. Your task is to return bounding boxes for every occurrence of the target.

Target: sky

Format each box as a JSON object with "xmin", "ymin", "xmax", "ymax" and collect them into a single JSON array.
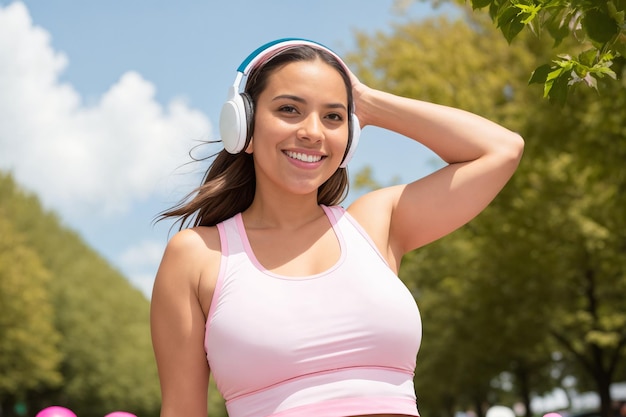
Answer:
[{"xmin": 0, "ymin": 0, "xmax": 454, "ymax": 299}]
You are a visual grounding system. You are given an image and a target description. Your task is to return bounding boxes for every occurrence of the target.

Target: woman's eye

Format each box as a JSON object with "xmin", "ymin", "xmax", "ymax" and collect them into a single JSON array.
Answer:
[
  {"xmin": 326, "ymin": 113, "xmax": 344, "ymax": 122},
  {"xmin": 278, "ymin": 105, "xmax": 298, "ymax": 114}
]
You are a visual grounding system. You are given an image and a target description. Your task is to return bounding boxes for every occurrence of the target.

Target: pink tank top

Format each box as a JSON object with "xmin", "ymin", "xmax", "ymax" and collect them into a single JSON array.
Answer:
[{"xmin": 205, "ymin": 205, "xmax": 422, "ymax": 417}]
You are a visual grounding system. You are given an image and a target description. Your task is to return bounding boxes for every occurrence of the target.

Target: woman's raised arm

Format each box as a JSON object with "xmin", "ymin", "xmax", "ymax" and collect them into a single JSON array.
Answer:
[{"xmin": 348, "ymin": 83, "xmax": 524, "ymax": 270}]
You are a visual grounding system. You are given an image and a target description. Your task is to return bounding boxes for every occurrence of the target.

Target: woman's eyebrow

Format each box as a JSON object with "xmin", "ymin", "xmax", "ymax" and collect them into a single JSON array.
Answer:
[
  {"xmin": 272, "ymin": 94, "xmax": 306, "ymax": 103},
  {"xmin": 272, "ymin": 94, "xmax": 347, "ymax": 110}
]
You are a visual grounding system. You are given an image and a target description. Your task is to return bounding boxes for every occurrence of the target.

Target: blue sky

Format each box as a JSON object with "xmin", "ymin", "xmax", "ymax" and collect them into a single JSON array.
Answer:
[{"xmin": 0, "ymin": 0, "xmax": 450, "ymax": 298}]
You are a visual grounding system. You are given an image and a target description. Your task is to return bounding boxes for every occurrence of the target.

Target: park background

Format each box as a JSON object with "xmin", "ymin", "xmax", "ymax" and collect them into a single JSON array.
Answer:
[{"xmin": 1, "ymin": 0, "xmax": 625, "ymax": 416}]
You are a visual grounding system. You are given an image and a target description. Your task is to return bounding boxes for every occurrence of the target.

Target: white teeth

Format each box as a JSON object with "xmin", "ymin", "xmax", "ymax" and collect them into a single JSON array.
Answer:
[{"xmin": 285, "ymin": 151, "xmax": 323, "ymax": 163}]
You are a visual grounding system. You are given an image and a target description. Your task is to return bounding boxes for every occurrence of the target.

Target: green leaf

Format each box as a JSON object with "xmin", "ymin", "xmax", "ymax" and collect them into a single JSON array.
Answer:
[
  {"xmin": 497, "ymin": 6, "xmax": 526, "ymax": 43},
  {"xmin": 488, "ymin": 1, "xmax": 499, "ymax": 21},
  {"xmin": 548, "ymin": 71, "xmax": 570, "ymax": 104},
  {"xmin": 542, "ymin": 56, "xmax": 575, "ymax": 103},
  {"xmin": 578, "ymin": 49, "xmax": 598, "ymax": 67},
  {"xmin": 529, "ymin": 64, "xmax": 553, "ymax": 84},
  {"xmin": 514, "ymin": 3, "xmax": 542, "ymax": 24},
  {"xmin": 594, "ymin": 66, "xmax": 618, "ymax": 80},
  {"xmin": 582, "ymin": 9, "xmax": 620, "ymax": 44},
  {"xmin": 546, "ymin": 10, "xmax": 573, "ymax": 47},
  {"xmin": 607, "ymin": 1, "xmax": 625, "ymax": 24},
  {"xmin": 496, "ymin": 4, "xmax": 518, "ymax": 28},
  {"xmin": 471, "ymin": 0, "xmax": 493, "ymax": 9},
  {"xmin": 543, "ymin": 67, "xmax": 560, "ymax": 97},
  {"xmin": 572, "ymin": 62, "xmax": 589, "ymax": 79}
]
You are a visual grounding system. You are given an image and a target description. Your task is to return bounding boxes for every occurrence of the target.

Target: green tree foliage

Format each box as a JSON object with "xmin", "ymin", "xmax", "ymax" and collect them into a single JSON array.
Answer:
[
  {"xmin": 0, "ymin": 173, "xmax": 161, "ymax": 416},
  {"xmin": 208, "ymin": 378, "xmax": 229, "ymax": 417},
  {"xmin": 0, "ymin": 217, "xmax": 62, "ymax": 410},
  {"xmin": 349, "ymin": 8, "xmax": 625, "ymax": 417},
  {"xmin": 406, "ymin": 0, "xmax": 626, "ymax": 103},
  {"xmin": 515, "ymin": 84, "xmax": 626, "ymax": 417}
]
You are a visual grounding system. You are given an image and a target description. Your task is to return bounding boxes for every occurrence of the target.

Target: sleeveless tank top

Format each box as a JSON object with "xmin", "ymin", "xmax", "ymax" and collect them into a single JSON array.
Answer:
[{"xmin": 205, "ymin": 205, "xmax": 422, "ymax": 417}]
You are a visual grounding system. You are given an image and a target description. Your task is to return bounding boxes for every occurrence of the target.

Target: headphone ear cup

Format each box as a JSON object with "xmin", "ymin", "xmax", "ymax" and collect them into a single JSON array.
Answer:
[
  {"xmin": 220, "ymin": 93, "xmax": 249, "ymax": 154},
  {"xmin": 240, "ymin": 92, "xmax": 254, "ymax": 145},
  {"xmin": 340, "ymin": 113, "xmax": 361, "ymax": 168}
]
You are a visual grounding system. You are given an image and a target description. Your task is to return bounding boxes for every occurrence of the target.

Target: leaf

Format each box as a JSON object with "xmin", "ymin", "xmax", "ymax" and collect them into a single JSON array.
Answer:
[
  {"xmin": 495, "ymin": 4, "xmax": 518, "ymax": 28},
  {"xmin": 578, "ymin": 48, "xmax": 598, "ymax": 67},
  {"xmin": 594, "ymin": 66, "xmax": 618, "ymax": 80},
  {"xmin": 488, "ymin": 1, "xmax": 500, "ymax": 21},
  {"xmin": 529, "ymin": 64, "xmax": 553, "ymax": 84},
  {"xmin": 515, "ymin": 3, "xmax": 542, "ymax": 25},
  {"xmin": 497, "ymin": 6, "xmax": 526, "ymax": 43},
  {"xmin": 542, "ymin": 67, "xmax": 562, "ymax": 97},
  {"xmin": 607, "ymin": 1, "xmax": 625, "ymax": 24},
  {"xmin": 542, "ymin": 59, "xmax": 574, "ymax": 103},
  {"xmin": 546, "ymin": 11, "xmax": 573, "ymax": 47},
  {"xmin": 582, "ymin": 8, "xmax": 620, "ymax": 44},
  {"xmin": 471, "ymin": 0, "xmax": 493, "ymax": 9},
  {"xmin": 548, "ymin": 71, "xmax": 571, "ymax": 104}
]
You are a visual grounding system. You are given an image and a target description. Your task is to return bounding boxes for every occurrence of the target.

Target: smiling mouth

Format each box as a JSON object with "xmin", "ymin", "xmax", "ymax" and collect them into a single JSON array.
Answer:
[{"xmin": 284, "ymin": 150, "xmax": 324, "ymax": 163}]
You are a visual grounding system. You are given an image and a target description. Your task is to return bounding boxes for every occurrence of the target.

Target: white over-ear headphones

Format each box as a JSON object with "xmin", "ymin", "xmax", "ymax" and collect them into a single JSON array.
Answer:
[{"xmin": 219, "ymin": 38, "xmax": 360, "ymax": 168}]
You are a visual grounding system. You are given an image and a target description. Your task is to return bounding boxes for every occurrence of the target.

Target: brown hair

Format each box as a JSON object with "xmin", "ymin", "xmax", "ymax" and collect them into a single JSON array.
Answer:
[{"xmin": 157, "ymin": 45, "xmax": 354, "ymax": 229}]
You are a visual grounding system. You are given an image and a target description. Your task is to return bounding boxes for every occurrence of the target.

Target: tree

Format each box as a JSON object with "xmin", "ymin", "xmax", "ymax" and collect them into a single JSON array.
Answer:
[
  {"xmin": 348, "ymin": 6, "xmax": 626, "ymax": 417},
  {"xmin": 405, "ymin": 0, "xmax": 626, "ymax": 103},
  {"xmin": 0, "ymin": 217, "xmax": 62, "ymax": 415},
  {"xmin": 348, "ymin": 13, "xmax": 558, "ymax": 416},
  {"xmin": 0, "ymin": 173, "xmax": 162, "ymax": 416}
]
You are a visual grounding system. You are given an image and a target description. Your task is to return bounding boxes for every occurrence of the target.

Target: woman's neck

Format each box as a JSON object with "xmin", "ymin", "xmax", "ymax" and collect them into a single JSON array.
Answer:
[{"xmin": 243, "ymin": 194, "xmax": 324, "ymax": 230}]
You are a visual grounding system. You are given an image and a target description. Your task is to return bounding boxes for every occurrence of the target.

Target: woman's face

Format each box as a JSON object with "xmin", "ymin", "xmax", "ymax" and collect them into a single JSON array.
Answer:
[{"xmin": 247, "ymin": 58, "xmax": 350, "ymax": 199}]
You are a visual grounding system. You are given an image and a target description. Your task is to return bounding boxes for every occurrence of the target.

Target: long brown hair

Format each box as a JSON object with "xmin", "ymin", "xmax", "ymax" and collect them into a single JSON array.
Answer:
[{"xmin": 157, "ymin": 45, "xmax": 354, "ymax": 229}]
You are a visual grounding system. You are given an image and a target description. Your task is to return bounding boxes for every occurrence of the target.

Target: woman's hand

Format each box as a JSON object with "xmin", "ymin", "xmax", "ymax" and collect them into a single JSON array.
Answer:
[{"xmin": 347, "ymin": 68, "xmax": 370, "ymax": 129}]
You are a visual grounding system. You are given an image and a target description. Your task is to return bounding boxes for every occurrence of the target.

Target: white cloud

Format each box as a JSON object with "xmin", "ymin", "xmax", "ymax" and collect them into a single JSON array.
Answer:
[
  {"xmin": 0, "ymin": 2, "xmax": 212, "ymax": 216},
  {"xmin": 119, "ymin": 239, "xmax": 165, "ymax": 271}
]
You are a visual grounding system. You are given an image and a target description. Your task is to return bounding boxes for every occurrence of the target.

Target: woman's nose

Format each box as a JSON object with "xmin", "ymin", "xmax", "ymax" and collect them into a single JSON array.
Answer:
[{"xmin": 297, "ymin": 114, "xmax": 324, "ymax": 142}]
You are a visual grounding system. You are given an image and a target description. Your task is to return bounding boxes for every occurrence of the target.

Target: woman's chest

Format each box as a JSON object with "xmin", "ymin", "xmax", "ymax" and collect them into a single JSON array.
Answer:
[{"xmin": 206, "ymin": 258, "xmax": 422, "ymax": 396}]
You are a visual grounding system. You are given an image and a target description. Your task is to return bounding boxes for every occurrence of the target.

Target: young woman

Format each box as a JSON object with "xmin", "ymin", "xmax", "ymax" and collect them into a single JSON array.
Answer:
[{"xmin": 150, "ymin": 38, "xmax": 524, "ymax": 417}]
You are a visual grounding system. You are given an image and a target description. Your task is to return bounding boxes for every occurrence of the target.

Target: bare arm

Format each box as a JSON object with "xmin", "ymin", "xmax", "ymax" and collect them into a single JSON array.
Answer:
[
  {"xmin": 348, "ymin": 83, "xmax": 524, "ymax": 270},
  {"xmin": 151, "ymin": 228, "xmax": 219, "ymax": 417}
]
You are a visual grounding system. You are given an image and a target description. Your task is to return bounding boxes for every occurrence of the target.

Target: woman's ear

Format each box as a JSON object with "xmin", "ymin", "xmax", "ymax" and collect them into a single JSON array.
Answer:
[{"xmin": 244, "ymin": 137, "xmax": 254, "ymax": 154}]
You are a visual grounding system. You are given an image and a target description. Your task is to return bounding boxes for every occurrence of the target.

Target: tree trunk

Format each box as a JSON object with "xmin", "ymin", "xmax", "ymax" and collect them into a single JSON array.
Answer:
[
  {"xmin": 593, "ymin": 363, "xmax": 614, "ymax": 417},
  {"xmin": 514, "ymin": 363, "xmax": 533, "ymax": 417}
]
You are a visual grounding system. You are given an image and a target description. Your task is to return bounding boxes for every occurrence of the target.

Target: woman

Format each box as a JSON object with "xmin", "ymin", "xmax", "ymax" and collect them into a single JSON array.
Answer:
[{"xmin": 150, "ymin": 38, "xmax": 524, "ymax": 417}]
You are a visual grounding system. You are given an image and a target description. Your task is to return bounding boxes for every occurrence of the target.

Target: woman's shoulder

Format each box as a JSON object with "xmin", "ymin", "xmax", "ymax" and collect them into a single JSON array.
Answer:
[
  {"xmin": 347, "ymin": 184, "xmax": 404, "ymax": 226},
  {"xmin": 156, "ymin": 226, "xmax": 222, "ymax": 313},
  {"xmin": 157, "ymin": 227, "xmax": 221, "ymax": 283},
  {"xmin": 165, "ymin": 226, "xmax": 221, "ymax": 260}
]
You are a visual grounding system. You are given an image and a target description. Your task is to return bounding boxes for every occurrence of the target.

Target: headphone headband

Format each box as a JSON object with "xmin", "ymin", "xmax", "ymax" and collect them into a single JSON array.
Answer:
[{"xmin": 237, "ymin": 38, "xmax": 342, "ymax": 75}]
